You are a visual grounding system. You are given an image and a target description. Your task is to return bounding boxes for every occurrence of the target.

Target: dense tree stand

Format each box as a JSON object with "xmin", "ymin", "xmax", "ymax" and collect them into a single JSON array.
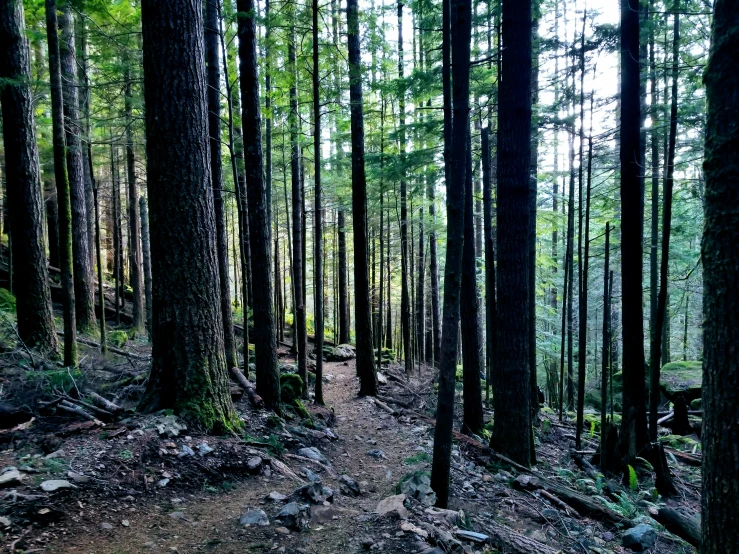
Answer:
[
  {"xmin": 0, "ymin": 0, "xmax": 58, "ymax": 354},
  {"xmin": 138, "ymin": 0, "xmax": 239, "ymax": 432},
  {"xmin": 701, "ymin": 1, "xmax": 739, "ymax": 551},
  {"xmin": 491, "ymin": 0, "xmax": 534, "ymax": 467}
]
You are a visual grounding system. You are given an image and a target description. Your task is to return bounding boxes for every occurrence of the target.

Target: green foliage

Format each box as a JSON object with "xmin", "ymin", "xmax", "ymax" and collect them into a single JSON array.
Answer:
[
  {"xmin": 292, "ymin": 398, "xmax": 310, "ymax": 419},
  {"xmin": 627, "ymin": 464, "xmax": 638, "ymax": 491},
  {"xmin": 0, "ymin": 289, "xmax": 15, "ymax": 312},
  {"xmin": 25, "ymin": 368, "xmax": 82, "ymax": 392},
  {"xmin": 108, "ymin": 330, "xmax": 129, "ymax": 348},
  {"xmin": 403, "ymin": 452, "xmax": 430, "ymax": 465},
  {"xmin": 119, "ymin": 449, "xmax": 134, "ymax": 461}
]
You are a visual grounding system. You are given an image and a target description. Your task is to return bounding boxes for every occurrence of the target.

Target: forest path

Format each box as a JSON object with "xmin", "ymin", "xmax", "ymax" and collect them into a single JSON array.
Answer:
[{"xmin": 55, "ymin": 359, "xmax": 427, "ymax": 554}]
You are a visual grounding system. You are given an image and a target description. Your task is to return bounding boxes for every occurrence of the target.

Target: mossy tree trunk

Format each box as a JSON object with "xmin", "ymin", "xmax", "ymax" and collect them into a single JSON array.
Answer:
[
  {"xmin": 139, "ymin": 0, "xmax": 239, "ymax": 432},
  {"xmin": 701, "ymin": 0, "xmax": 739, "ymax": 551},
  {"xmin": 0, "ymin": 0, "xmax": 58, "ymax": 354}
]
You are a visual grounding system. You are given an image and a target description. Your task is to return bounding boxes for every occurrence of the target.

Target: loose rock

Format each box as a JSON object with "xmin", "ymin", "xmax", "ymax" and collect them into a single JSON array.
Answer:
[
  {"xmin": 40, "ymin": 479, "xmax": 76, "ymax": 492},
  {"xmin": 375, "ymin": 494, "xmax": 409, "ymax": 519},
  {"xmin": 622, "ymin": 524, "xmax": 657, "ymax": 552},
  {"xmin": 239, "ymin": 509, "xmax": 270, "ymax": 527}
]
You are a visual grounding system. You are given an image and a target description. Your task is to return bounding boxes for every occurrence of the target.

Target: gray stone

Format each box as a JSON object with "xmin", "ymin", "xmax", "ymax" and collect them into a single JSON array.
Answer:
[
  {"xmin": 296, "ymin": 447, "xmax": 327, "ymax": 464},
  {"xmin": 239, "ymin": 508, "xmax": 270, "ymax": 527},
  {"xmin": 340, "ymin": 474, "xmax": 361, "ymax": 497},
  {"xmin": 100, "ymin": 522, "xmax": 113, "ymax": 530},
  {"xmin": 155, "ymin": 416, "xmax": 187, "ymax": 438},
  {"xmin": 40, "ymin": 479, "xmax": 76, "ymax": 492},
  {"xmin": 0, "ymin": 516, "xmax": 10, "ymax": 528},
  {"xmin": 0, "ymin": 470, "xmax": 23, "ymax": 488},
  {"xmin": 366, "ymin": 449, "xmax": 385, "ymax": 459},
  {"xmin": 247, "ymin": 456, "xmax": 262, "ymax": 473},
  {"xmin": 178, "ymin": 445, "xmax": 195, "ymax": 458},
  {"xmin": 67, "ymin": 471, "xmax": 91, "ymax": 484},
  {"xmin": 295, "ymin": 481, "xmax": 333, "ymax": 504},
  {"xmin": 622, "ymin": 524, "xmax": 657, "ymax": 552},
  {"xmin": 303, "ymin": 468, "xmax": 321, "ymax": 482},
  {"xmin": 400, "ymin": 473, "xmax": 437, "ymax": 506},
  {"xmin": 455, "ymin": 530, "xmax": 489, "ymax": 543},
  {"xmin": 197, "ymin": 442, "xmax": 214, "ymax": 456},
  {"xmin": 266, "ymin": 491, "xmax": 288, "ymax": 502},
  {"xmin": 375, "ymin": 494, "xmax": 409, "ymax": 519},
  {"xmin": 277, "ymin": 501, "xmax": 303, "ymax": 529}
]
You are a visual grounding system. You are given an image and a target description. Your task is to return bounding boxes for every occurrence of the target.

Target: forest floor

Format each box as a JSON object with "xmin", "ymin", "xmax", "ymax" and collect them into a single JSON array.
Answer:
[{"xmin": 0, "ymin": 334, "xmax": 702, "ymax": 554}]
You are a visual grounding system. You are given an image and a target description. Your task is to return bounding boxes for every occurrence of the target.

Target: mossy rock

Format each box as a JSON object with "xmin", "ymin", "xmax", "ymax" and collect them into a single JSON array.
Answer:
[
  {"xmin": 108, "ymin": 330, "xmax": 129, "ymax": 348},
  {"xmin": 0, "ymin": 288, "xmax": 16, "ymax": 312},
  {"xmin": 584, "ymin": 389, "xmax": 623, "ymax": 412},
  {"xmin": 280, "ymin": 373, "xmax": 304, "ymax": 404},
  {"xmin": 660, "ymin": 361, "xmax": 701, "ymax": 402},
  {"xmin": 690, "ymin": 398, "xmax": 702, "ymax": 410},
  {"xmin": 292, "ymin": 399, "xmax": 310, "ymax": 419}
]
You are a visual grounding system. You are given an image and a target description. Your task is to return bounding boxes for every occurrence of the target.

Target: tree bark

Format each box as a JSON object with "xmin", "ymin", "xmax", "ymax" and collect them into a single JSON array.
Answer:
[
  {"xmin": 701, "ymin": 1, "xmax": 739, "ymax": 551},
  {"xmin": 237, "ymin": 0, "xmax": 280, "ymax": 410},
  {"xmin": 287, "ymin": 7, "xmax": 307, "ymax": 397},
  {"xmin": 44, "ymin": 0, "xmax": 76, "ymax": 366},
  {"xmin": 139, "ymin": 0, "xmax": 239, "ymax": 432},
  {"xmin": 312, "ymin": 0, "xmax": 324, "ymax": 404},
  {"xmin": 205, "ymin": 0, "xmax": 236, "ymax": 370},
  {"xmin": 338, "ymin": 210, "xmax": 349, "ymax": 344},
  {"xmin": 347, "ymin": 0, "xmax": 377, "ymax": 396},
  {"xmin": 461, "ymin": 131, "xmax": 483, "ymax": 435},
  {"xmin": 649, "ymin": 1, "xmax": 679, "ymax": 443},
  {"xmin": 124, "ymin": 60, "xmax": 145, "ymax": 335},
  {"xmin": 0, "ymin": 0, "xmax": 58, "ymax": 353},
  {"xmin": 431, "ymin": 0, "xmax": 471, "ymax": 508},
  {"xmin": 139, "ymin": 197, "xmax": 153, "ymax": 339},
  {"xmin": 59, "ymin": 4, "xmax": 96, "ymax": 334},
  {"xmin": 491, "ymin": 0, "xmax": 534, "ymax": 467},
  {"xmin": 619, "ymin": 0, "xmax": 649, "ymax": 463},
  {"xmin": 482, "ymin": 127, "xmax": 496, "ymax": 403}
]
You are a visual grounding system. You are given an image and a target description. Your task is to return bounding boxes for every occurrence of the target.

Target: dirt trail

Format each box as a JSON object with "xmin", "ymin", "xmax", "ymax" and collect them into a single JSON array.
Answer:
[{"xmin": 54, "ymin": 360, "xmax": 428, "ymax": 554}]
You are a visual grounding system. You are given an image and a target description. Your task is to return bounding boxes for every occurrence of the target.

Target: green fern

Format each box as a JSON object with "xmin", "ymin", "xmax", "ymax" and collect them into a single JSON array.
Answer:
[
  {"xmin": 590, "ymin": 420, "xmax": 596, "ymax": 438},
  {"xmin": 628, "ymin": 464, "xmax": 638, "ymax": 491}
]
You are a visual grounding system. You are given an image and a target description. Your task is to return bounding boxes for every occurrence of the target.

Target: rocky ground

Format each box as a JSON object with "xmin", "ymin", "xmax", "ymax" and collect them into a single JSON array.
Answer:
[{"xmin": 0, "ymin": 335, "xmax": 702, "ymax": 554}]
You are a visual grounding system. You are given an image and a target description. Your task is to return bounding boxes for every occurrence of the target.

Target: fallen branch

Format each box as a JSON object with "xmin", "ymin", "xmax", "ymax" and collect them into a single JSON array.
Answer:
[
  {"xmin": 373, "ymin": 397, "xmax": 398, "ymax": 416},
  {"xmin": 229, "ymin": 367, "xmax": 264, "ymax": 409},
  {"xmin": 658, "ymin": 411, "xmax": 674, "ymax": 425},
  {"xmin": 284, "ymin": 452, "xmax": 339, "ymax": 478},
  {"xmin": 56, "ymin": 332, "xmax": 149, "ymax": 360},
  {"xmin": 59, "ymin": 394, "xmax": 113, "ymax": 420},
  {"xmin": 539, "ymin": 489, "xmax": 579, "ymax": 518},
  {"xmin": 269, "ymin": 457, "xmax": 305, "ymax": 484},
  {"xmin": 57, "ymin": 400, "xmax": 97, "ymax": 421},
  {"xmin": 665, "ymin": 447, "xmax": 702, "ymax": 467},
  {"xmin": 84, "ymin": 390, "xmax": 123, "ymax": 414}
]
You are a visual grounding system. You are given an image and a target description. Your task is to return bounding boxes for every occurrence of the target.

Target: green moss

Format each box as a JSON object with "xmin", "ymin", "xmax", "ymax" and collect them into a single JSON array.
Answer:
[
  {"xmin": 108, "ymin": 330, "xmax": 129, "ymax": 348},
  {"xmin": 403, "ymin": 452, "xmax": 431, "ymax": 465},
  {"xmin": 280, "ymin": 373, "xmax": 304, "ymax": 403},
  {"xmin": 660, "ymin": 361, "xmax": 702, "ymax": 399},
  {"xmin": 0, "ymin": 288, "xmax": 16, "ymax": 312},
  {"xmin": 292, "ymin": 399, "xmax": 310, "ymax": 419}
]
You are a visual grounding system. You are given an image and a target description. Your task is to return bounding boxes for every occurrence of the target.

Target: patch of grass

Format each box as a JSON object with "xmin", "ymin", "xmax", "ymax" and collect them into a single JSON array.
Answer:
[
  {"xmin": 25, "ymin": 368, "xmax": 82, "ymax": 393},
  {"xmin": 119, "ymin": 449, "xmax": 133, "ymax": 461},
  {"xmin": 43, "ymin": 457, "xmax": 68, "ymax": 473},
  {"xmin": 403, "ymin": 452, "xmax": 430, "ymax": 466},
  {"xmin": 0, "ymin": 288, "xmax": 16, "ymax": 312}
]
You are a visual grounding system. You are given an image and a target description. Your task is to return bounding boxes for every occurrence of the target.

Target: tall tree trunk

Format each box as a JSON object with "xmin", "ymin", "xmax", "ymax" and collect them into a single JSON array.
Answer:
[
  {"xmin": 347, "ymin": 0, "xmax": 377, "ymax": 396},
  {"xmin": 461, "ymin": 131, "xmax": 483, "ymax": 435},
  {"xmin": 139, "ymin": 197, "xmax": 153, "ymax": 339},
  {"xmin": 59, "ymin": 4, "xmax": 96, "ymax": 334},
  {"xmin": 44, "ymin": 0, "xmax": 76, "ymax": 366},
  {"xmin": 75, "ymin": 16, "xmax": 95, "ymax": 271},
  {"xmin": 701, "ymin": 1, "xmax": 739, "ymax": 550},
  {"xmin": 0, "ymin": 0, "xmax": 58, "ymax": 353},
  {"xmin": 619, "ymin": 0, "xmax": 649, "ymax": 463},
  {"xmin": 338, "ymin": 210, "xmax": 349, "ymax": 344},
  {"xmin": 600, "ymin": 222, "xmax": 610, "ymax": 471},
  {"xmin": 649, "ymin": 2, "xmax": 679, "ymax": 442},
  {"xmin": 529, "ymin": 6, "xmax": 540, "ymax": 422},
  {"xmin": 397, "ymin": 0, "xmax": 412, "ymax": 374},
  {"xmin": 492, "ymin": 0, "xmax": 534, "ymax": 467},
  {"xmin": 237, "ymin": 0, "xmax": 280, "ymax": 410},
  {"xmin": 94, "ymin": 186, "xmax": 107, "ymax": 353},
  {"xmin": 124, "ymin": 61, "xmax": 146, "ymax": 335},
  {"xmin": 312, "ymin": 0, "xmax": 324, "ymax": 404},
  {"xmin": 428, "ymin": 170, "xmax": 441, "ymax": 367},
  {"xmin": 139, "ymin": 0, "xmax": 239, "ymax": 432},
  {"xmin": 431, "ymin": 0, "xmax": 472, "ymax": 508},
  {"xmin": 482, "ymin": 127, "xmax": 496, "ymax": 403},
  {"xmin": 648, "ymin": 0, "xmax": 659, "ymax": 408},
  {"xmin": 45, "ymin": 183, "xmax": 60, "ymax": 269},
  {"xmin": 205, "ymin": 0, "xmax": 236, "ymax": 369}
]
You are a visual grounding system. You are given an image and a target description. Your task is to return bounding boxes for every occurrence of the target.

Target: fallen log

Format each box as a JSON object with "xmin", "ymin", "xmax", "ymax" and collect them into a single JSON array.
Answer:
[
  {"xmin": 57, "ymin": 400, "xmax": 96, "ymax": 421},
  {"xmin": 480, "ymin": 519, "xmax": 560, "ymax": 554},
  {"xmin": 59, "ymin": 394, "xmax": 113, "ymax": 420},
  {"xmin": 651, "ymin": 507, "xmax": 701, "ymax": 548},
  {"xmin": 665, "ymin": 447, "xmax": 701, "ymax": 467},
  {"xmin": 373, "ymin": 398, "xmax": 398, "ymax": 416},
  {"xmin": 284, "ymin": 452, "xmax": 339, "ymax": 478},
  {"xmin": 229, "ymin": 367, "xmax": 264, "ymax": 409},
  {"xmin": 84, "ymin": 390, "xmax": 123, "ymax": 414}
]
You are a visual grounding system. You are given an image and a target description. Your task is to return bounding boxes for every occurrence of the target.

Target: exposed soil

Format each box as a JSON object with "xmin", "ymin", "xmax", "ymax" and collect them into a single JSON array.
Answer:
[{"xmin": 1, "ymin": 344, "xmax": 702, "ymax": 554}]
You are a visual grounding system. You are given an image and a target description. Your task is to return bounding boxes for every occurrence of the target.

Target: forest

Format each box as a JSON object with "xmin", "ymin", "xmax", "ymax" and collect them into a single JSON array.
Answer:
[{"xmin": 0, "ymin": 0, "xmax": 737, "ymax": 551}]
